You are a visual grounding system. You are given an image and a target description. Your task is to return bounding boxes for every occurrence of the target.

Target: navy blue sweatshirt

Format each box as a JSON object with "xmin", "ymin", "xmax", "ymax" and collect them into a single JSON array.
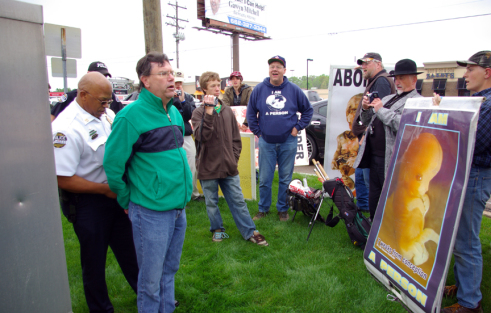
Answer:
[{"xmin": 246, "ymin": 76, "xmax": 313, "ymax": 143}]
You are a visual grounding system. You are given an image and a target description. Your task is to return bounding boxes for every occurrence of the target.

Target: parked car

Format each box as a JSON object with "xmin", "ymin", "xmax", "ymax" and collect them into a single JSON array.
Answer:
[
  {"xmin": 305, "ymin": 99, "xmax": 327, "ymax": 163},
  {"xmin": 303, "ymin": 90, "xmax": 322, "ymax": 103},
  {"xmin": 122, "ymin": 91, "xmax": 139, "ymax": 105}
]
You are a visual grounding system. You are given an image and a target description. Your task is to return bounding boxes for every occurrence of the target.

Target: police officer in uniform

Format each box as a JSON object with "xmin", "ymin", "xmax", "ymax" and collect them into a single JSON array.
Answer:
[
  {"xmin": 50, "ymin": 61, "xmax": 124, "ymax": 122},
  {"xmin": 52, "ymin": 72, "xmax": 138, "ymax": 313}
]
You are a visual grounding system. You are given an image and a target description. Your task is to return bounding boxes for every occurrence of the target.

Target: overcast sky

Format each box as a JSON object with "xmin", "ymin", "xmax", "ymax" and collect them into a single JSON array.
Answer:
[{"xmin": 21, "ymin": 0, "xmax": 491, "ymax": 90}]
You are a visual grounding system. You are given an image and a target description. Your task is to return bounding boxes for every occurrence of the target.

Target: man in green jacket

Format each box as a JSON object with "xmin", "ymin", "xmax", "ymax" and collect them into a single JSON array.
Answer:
[{"xmin": 104, "ymin": 52, "xmax": 192, "ymax": 313}]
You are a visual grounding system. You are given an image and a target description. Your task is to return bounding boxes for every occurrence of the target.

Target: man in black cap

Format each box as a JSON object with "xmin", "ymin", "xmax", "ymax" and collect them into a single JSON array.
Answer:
[
  {"xmin": 352, "ymin": 52, "xmax": 396, "ymax": 212},
  {"xmin": 50, "ymin": 61, "xmax": 124, "ymax": 122},
  {"xmin": 353, "ymin": 59, "xmax": 422, "ymax": 220},
  {"xmin": 441, "ymin": 51, "xmax": 491, "ymax": 313}
]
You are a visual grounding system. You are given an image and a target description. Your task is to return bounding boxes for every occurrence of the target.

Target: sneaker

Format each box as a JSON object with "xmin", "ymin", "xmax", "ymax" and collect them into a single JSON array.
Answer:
[
  {"xmin": 252, "ymin": 212, "xmax": 268, "ymax": 221},
  {"xmin": 248, "ymin": 231, "xmax": 268, "ymax": 246},
  {"xmin": 212, "ymin": 231, "xmax": 229, "ymax": 242},
  {"xmin": 278, "ymin": 211, "xmax": 289, "ymax": 221},
  {"xmin": 444, "ymin": 285, "xmax": 458, "ymax": 298},
  {"xmin": 442, "ymin": 301, "xmax": 482, "ymax": 313},
  {"xmin": 193, "ymin": 195, "xmax": 205, "ymax": 202}
]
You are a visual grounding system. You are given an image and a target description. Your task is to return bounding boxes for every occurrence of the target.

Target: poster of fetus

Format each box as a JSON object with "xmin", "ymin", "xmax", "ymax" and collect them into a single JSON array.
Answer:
[
  {"xmin": 364, "ymin": 97, "xmax": 482, "ymax": 313},
  {"xmin": 325, "ymin": 65, "xmax": 392, "ymax": 189}
]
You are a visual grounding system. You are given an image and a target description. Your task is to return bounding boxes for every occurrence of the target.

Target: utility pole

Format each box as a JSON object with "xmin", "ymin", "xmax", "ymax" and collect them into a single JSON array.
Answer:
[
  {"xmin": 166, "ymin": 1, "xmax": 188, "ymax": 68},
  {"xmin": 142, "ymin": 0, "xmax": 163, "ymax": 53},
  {"xmin": 307, "ymin": 59, "xmax": 313, "ymax": 90},
  {"xmin": 232, "ymin": 33, "xmax": 239, "ymax": 71}
]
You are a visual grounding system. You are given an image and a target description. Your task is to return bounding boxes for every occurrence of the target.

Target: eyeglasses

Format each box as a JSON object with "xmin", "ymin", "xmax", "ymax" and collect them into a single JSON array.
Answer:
[
  {"xmin": 361, "ymin": 58, "xmax": 381, "ymax": 66},
  {"xmin": 81, "ymin": 89, "xmax": 113, "ymax": 106},
  {"xmin": 269, "ymin": 65, "xmax": 284, "ymax": 70},
  {"xmin": 150, "ymin": 71, "xmax": 175, "ymax": 78}
]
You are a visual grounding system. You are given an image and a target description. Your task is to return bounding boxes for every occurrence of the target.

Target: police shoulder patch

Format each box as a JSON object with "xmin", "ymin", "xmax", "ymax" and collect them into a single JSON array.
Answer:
[
  {"xmin": 61, "ymin": 94, "xmax": 67, "ymax": 102},
  {"xmin": 53, "ymin": 132, "xmax": 68, "ymax": 148}
]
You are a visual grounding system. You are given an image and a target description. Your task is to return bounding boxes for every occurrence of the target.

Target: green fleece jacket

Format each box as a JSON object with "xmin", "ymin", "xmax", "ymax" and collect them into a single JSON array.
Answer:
[{"xmin": 103, "ymin": 88, "xmax": 192, "ymax": 210}]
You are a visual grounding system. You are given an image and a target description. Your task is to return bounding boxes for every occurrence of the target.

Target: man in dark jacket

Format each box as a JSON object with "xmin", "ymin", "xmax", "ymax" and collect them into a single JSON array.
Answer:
[
  {"xmin": 441, "ymin": 51, "xmax": 491, "ymax": 313},
  {"xmin": 352, "ymin": 52, "xmax": 396, "ymax": 212},
  {"xmin": 174, "ymin": 69, "xmax": 202, "ymax": 201},
  {"xmin": 222, "ymin": 71, "xmax": 252, "ymax": 131},
  {"xmin": 191, "ymin": 71, "xmax": 268, "ymax": 246},
  {"xmin": 50, "ymin": 61, "xmax": 124, "ymax": 122}
]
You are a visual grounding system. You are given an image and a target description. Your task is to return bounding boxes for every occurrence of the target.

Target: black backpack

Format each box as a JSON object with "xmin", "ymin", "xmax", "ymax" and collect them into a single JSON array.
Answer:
[{"xmin": 323, "ymin": 178, "xmax": 371, "ymax": 247}]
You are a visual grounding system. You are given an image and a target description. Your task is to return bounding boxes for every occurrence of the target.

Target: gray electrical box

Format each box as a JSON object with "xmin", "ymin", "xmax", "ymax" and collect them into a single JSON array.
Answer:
[{"xmin": 0, "ymin": 1, "xmax": 72, "ymax": 312}]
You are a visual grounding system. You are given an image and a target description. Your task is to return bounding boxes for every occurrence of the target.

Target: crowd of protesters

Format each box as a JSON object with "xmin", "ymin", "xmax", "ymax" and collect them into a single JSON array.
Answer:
[{"xmin": 51, "ymin": 50, "xmax": 491, "ymax": 313}]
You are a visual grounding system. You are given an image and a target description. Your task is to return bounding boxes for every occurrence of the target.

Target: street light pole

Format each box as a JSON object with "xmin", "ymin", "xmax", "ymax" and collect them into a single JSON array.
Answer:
[{"xmin": 307, "ymin": 59, "xmax": 313, "ymax": 90}]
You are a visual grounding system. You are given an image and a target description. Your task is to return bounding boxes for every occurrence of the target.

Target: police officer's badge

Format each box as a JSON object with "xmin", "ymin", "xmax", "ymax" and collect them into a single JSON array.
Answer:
[{"xmin": 53, "ymin": 132, "xmax": 67, "ymax": 148}]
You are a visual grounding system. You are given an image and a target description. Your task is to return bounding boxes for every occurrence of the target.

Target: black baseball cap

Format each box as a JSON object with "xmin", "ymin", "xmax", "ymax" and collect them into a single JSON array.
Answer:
[
  {"xmin": 87, "ymin": 61, "xmax": 112, "ymax": 77},
  {"xmin": 357, "ymin": 53, "xmax": 382, "ymax": 65},
  {"xmin": 268, "ymin": 55, "xmax": 286, "ymax": 67},
  {"xmin": 457, "ymin": 51, "xmax": 491, "ymax": 69}
]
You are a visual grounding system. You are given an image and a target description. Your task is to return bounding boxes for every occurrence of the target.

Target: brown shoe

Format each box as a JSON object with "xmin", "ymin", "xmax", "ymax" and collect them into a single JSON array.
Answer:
[
  {"xmin": 444, "ymin": 285, "xmax": 458, "ymax": 298},
  {"xmin": 248, "ymin": 231, "xmax": 268, "ymax": 246},
  {"xmin": 442, "ymin": 301, "xmax": 483, "ymax": 313},
  {"xmin": 278, "ymin": 211, "xmax": 289, "ymax": 221},
  {"xmin": 252, "ymin": 212, "xmax": 268, "ymax": 221}
]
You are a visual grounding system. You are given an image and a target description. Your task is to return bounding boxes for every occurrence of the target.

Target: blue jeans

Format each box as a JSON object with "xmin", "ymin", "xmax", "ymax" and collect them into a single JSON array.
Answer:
[
  {"xmin": 128, "ymin": 202, "xmax": 186, "ymax": 313},
  {"xmin": 355, "ymin": 168, "xmax": 370, "ymax": 210},
  {"xmin": 258, "ymin": 135, "xmax": 297, "ymax": 213},
  {"xmin": 200, "ymin": 175, "xmax": 256, "ymax": 240},
  {"xmin": 453, "ymin": 165, "xmax": 491, "ymax": 309}
]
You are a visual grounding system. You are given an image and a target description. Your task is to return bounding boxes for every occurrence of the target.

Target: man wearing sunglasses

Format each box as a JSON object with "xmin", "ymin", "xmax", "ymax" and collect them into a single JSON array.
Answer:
[
  {"xmin": 52, "ymin": 72, "xmax": 139, "ymax": 313},
  {"xmin": 351, "ymin": 53, "xmax": 395, "ymax": 214},
  {"xmin": 50, "ymin": 61, "xmax": 124, "ymax": 122}
]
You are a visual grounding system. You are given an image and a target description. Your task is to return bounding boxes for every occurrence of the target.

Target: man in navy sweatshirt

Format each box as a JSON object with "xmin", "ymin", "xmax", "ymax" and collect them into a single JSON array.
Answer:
[{"xmin": 247, "ymin": 55, "xmax": 313, "ymax": 221}]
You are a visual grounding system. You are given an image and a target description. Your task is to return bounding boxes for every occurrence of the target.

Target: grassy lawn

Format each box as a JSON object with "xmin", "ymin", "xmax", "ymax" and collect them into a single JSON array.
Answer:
[{"xmin": 62, "ymin": 172, "xmax": 491, "ymax": 312}]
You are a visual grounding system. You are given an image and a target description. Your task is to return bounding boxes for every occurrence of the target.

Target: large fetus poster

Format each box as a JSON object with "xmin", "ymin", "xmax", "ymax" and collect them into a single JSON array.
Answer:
[{"xmin": 364, "ymin": 97, "xmax": 482, "ymax": 313}]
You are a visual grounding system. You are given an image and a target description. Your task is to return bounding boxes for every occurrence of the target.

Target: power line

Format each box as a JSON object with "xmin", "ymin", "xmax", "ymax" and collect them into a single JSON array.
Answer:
[{"xmin": 327, "ymin": 12, "xmax": 491, "ymax": 35}]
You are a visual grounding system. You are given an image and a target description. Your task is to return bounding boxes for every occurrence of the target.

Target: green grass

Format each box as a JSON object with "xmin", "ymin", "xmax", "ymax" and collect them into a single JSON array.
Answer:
[{"xmin": 62, "ymin": 172, "xmax": 491, "ymax": 312}]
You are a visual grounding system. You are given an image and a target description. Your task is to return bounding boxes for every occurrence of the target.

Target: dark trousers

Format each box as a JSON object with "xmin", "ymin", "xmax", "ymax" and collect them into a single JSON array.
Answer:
[
  {"xmin": 368, "ymin": 155, "xmax": 386, "ymax": 220},
  {"xmin": 68, "ymin": 193, "xmax": 139, "ymax": 313}
]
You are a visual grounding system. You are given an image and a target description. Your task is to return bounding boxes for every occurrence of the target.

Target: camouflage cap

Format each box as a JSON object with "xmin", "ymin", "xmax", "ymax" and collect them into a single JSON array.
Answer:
[{"xmin": 457, "ymin": 51, "xmax": 491, "ymax": 68}]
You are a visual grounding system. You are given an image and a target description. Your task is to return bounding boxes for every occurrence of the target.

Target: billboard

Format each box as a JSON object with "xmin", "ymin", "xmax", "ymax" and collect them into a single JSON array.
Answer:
[
  {"xmin": 204, "ymin": 0, "xmax": 267, "ymax": 34},
  {"xmin": 364, "ymin": 97, "xmax": 482, "ymax": 313}
]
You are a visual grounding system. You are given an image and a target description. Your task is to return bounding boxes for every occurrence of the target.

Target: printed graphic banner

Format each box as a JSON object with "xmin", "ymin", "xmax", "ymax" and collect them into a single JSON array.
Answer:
[
  {"xmin": 364, "ymin": 97, "xmax": 482, "ymax": 313},
  {"xmin": 325, "ymin": 65, "xmax": 394, "ymax": 189},
  {"xmin": 231, "ymin": 106, "xmax": 309, "ymax": 167},
  {"xmin": 205, "ymin": 0, "xmax": 267, "ymax": 34}
]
